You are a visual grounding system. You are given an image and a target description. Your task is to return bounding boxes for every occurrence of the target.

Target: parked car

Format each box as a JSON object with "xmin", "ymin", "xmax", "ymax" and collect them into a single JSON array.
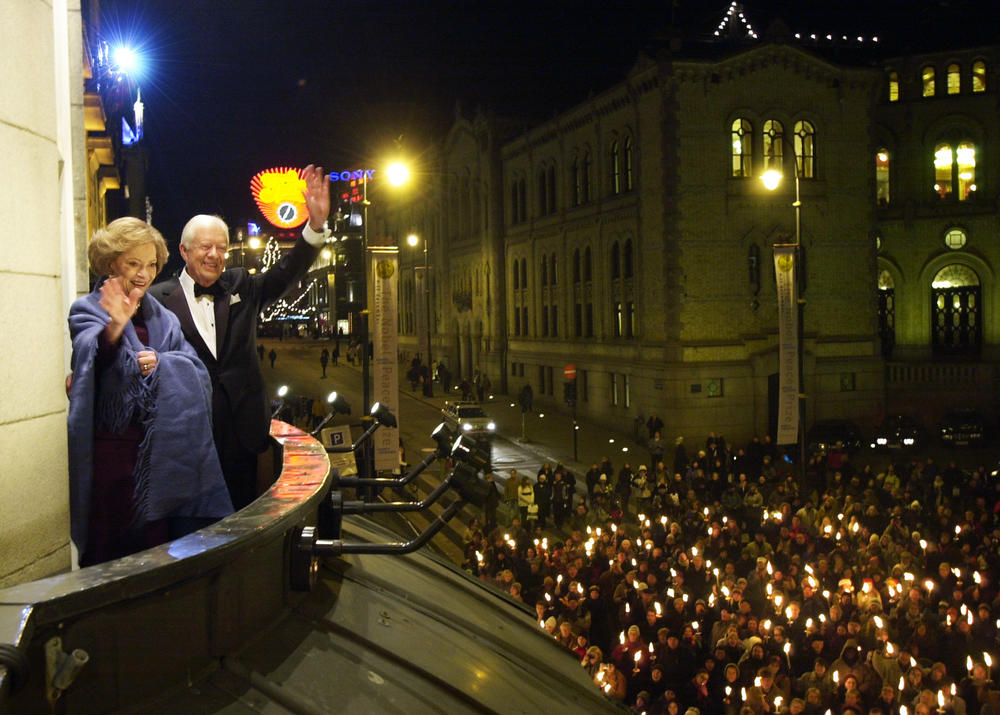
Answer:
[
  {"xmin": 805, "ymin": 419, "xmax": 864, "ymax": 456},
  {"xmin": 870, "ymin": 414, "xmax": 924, "ymax": 450},
  {"xmin": 939, "ymin": 408, "xmax": 987, "ymax": 447}
]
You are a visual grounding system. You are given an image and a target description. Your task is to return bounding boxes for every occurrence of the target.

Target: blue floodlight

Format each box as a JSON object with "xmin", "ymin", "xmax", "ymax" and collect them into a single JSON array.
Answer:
[{"xmin": 113, "ymin": 46, "xmax": 139, "ymax": 75}]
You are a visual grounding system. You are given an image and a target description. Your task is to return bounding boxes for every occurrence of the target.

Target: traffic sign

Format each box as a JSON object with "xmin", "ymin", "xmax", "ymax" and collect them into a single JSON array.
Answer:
[{"xmin": 564, "ymin": 364, "xmax": 577, "ymax": 380}]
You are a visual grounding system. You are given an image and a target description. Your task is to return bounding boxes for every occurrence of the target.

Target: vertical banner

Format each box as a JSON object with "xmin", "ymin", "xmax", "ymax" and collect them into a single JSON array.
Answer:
[
  {"xmin": 415, "ymin": 266, "xmax": 429, "ymax": 360},
  {"xmin": 773, "ymin": 245, "xmax": 799, "ymax": 446},
  {"xmin": 370, "ymin": 247, "xmax": 401, "ymax": 473}
]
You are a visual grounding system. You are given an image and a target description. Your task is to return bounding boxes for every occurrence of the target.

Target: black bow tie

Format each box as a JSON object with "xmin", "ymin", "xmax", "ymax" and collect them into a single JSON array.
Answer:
[{"xmin": 194, "ymin": 282, "xmax": 225, "ymax": 298}]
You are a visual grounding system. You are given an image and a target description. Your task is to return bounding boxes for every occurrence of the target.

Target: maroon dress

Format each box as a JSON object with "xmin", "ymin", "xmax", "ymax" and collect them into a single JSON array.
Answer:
[{"xmin": 80, "ymin": 315, "xmax": 170, "ymax": 567}]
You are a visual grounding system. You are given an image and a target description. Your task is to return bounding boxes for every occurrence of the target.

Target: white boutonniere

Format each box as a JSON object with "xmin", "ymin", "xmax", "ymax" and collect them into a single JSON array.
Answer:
[{"xmin": 229, "ymin": 293, "xmax": 241, "ymax": 305}]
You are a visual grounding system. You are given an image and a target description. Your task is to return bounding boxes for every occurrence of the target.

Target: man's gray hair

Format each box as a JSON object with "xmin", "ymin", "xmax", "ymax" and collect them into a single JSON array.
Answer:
[{"xmin": 180, "ymin": 214, "xmax": 229, "ymax": 249}]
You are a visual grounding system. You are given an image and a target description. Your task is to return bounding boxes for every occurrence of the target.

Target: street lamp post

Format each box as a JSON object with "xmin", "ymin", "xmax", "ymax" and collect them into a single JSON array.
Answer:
[
  {"xmin": 762, "ymin": 164, "xmax": 806, "ymax": 475},
  {"xmin": 407, "ymin": 233, "xmax": 433, "ymax": 397}
]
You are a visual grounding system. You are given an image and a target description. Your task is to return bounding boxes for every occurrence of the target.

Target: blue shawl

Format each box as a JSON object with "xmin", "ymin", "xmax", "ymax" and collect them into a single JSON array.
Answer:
[{"xmin": 67, "ymin": 284, "xmax": 233, "ymax": 556}]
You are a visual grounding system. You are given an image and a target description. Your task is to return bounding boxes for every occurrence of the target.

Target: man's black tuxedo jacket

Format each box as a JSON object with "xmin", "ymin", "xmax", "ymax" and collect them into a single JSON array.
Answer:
[{"xmin": 148, "ymin": 237, "xmax": 320, "ymax": 454}]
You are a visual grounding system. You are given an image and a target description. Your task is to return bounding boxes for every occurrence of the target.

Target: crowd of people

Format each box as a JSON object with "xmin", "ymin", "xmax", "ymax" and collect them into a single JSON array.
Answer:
[{"xmin": 464, "ymin": 433, "xmax": 1000, "ymax": 714}]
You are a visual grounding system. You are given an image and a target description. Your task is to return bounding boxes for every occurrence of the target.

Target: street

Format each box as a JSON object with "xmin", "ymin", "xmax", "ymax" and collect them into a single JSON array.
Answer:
[{"xmin": 259, "ymin": 338, "xmax": 1000, "ymax": 487}]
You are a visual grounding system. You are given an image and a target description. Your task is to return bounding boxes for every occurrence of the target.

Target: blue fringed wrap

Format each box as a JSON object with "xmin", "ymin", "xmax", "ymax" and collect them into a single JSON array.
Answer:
[{"xmin": 67, "ymin": 284, "xmax": 233, "ymax": 556}]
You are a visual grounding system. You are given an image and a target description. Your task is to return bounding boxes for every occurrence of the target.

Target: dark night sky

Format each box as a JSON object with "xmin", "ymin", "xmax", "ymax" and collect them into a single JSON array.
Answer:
[{"xmin": 96, "ymin": 0, "xmax": 997, "ymax": 251}]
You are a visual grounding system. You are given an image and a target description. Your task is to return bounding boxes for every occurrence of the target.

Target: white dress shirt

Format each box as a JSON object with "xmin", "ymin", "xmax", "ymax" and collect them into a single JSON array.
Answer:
[
  {"xmin": 178, "ymin": 224, "xmax": 328, "ymax": 359},
  {"xmin": 179, "ymin": 268, "xmax": 221, "ymax": 359}
]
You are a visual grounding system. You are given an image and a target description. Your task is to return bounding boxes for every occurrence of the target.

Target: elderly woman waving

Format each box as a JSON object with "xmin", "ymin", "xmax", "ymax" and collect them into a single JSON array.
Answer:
[{"xmin": 67, "ymin": 217, "xmax": 232, "ymax": 567}]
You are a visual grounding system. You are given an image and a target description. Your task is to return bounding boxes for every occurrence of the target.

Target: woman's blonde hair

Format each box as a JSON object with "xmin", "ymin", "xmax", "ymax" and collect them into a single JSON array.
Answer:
[{"xmin": 88, "ymin": 217, "xmax": 169, "ymax": 277}]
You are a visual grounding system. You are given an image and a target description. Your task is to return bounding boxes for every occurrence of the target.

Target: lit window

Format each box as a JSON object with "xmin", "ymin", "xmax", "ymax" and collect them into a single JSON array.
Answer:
[
  {"xmin": 731, "ymin": 118, "xmax": 752, "ymax": 178},
  {"xmin": 763, "ymin": 120, "xmax": 783, "ymax": 172},
  {"xmin": 972, "ymin": 60, "xmax": 986, "ymax": 93},
  {"xmin": 947, "ymin": 63, "xmax": 961, "ymax": 94},
  {"xmin": 888, "ymin": 71, "xmax": 899, "ymax": 102},
  {"xmin": 956, "ymin": 142, "xmax": 976, "ymax": 200},
  {"xmin": 794, "ymin": 121, "xmax": 815, "ymax": 178},
  {"xmin": 934, "ymin": 143, "xmax": 953, "ymax": 198},
  {"xmin": 922, "ymin": 66, "xmax": 936, "ymax": 97},
  {"xmin": 944, "ymin": 228, "xmax": 967, "ymax": 250},
  {"xmin": 875, "ymin": 148, "xmax": 890, "ymax": 206}
]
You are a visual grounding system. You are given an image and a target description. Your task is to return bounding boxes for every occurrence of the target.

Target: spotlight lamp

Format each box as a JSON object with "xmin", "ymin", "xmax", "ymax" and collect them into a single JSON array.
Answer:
[
  {"xmin": 450, "ymin": 434, "xmax": 491, "ymax": 473},
  {"xmin": 326, "ymin": 391, "xmax": 351, "ymax": 415},
  {"xmin": 430, "ymin": 422, "xmax": 457, "ymax": 458},
  {"xmin": 369, "ymin": 402, "xmax": 397, "ymax": 428}
]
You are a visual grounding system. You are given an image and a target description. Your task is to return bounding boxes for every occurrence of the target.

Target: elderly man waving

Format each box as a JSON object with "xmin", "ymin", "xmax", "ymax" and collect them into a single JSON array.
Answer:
[{"xmin": 149, "ymin": 164, "xmax": 330, "ymax": 509}]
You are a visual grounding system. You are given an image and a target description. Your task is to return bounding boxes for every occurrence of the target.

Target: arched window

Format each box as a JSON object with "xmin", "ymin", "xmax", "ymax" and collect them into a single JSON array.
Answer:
[
  {"xmin": 932, "ymin": 264, "xmax": 981, "ymax": 355},
  {"xmin": 550, "ymin": 253, "xmax": 557, "ymax": 285},
  {"xmin": 573, "ymin": 249, "xmax": 581, "ymax": 283},
  {"xmin": 934, "ymin": 142, "xmax": 977, "ymax": 200},
  {"xmin": 540, "ymin": 256, "xmax": 548, "ymax": 286},
  {"xmin": 763, "ymin": 120, "xmax": 783, "ymax": 171},
  {"xmin": 538, "ymin": 168, "xmax": 548, "ymax": 216},
  {"xmin": 877, "ymin": 269, "xmax": 895, "ymax": 358},
  {"xmin": 935, "ymin": 143, "xmax": 954, "ymax": 198},
  {"xmin": 957, "ymin": 142, "xmax": 977, "ymax": 199},
  {"xmin": 875, "ymin": 148, "xmax": 890, "ymax": 206},
  {"xmin": 623, "ymin": 136, "xmax": 634, "ymax": 190},
  {"xmin": 623, "ymin": 239, "xmax": 634, "ymax": 279},
  {"xmin": 972, "ymin": 60, "xmax": 987, "ymax": 93},
  {"xmin": 584, "ymin": 247, "xmax": 592, "ymax": 282},
  {"xmin": 794, "ymin": 121, "xmax": 815, "ymax": 178},
  {"xmin": 518, "ymin": 178, "xmax": 527, "ymax": 221},
  {"xmin": 571, "ymin": 158, "xmax": 581, "ymax": 206},
  {"xmin": 888, "ymin": 71, "xmax": 900, "ymax": 102},
  {"xmin": 582, "ymin": 151, "xmax": 592, "ymax": 203},
  {"xmin": 546, "ymin": 165, "xmax": 557, "ymax": 212},
  {"xmin": 947, "ymin": 63, "xmax": 961, "ymax": 94},
  {"xmin": 611, "ymin": 241, "xmax": 621, "ymax": 279},
  {"xmin": 510, "ymin": 181, "xmax": 519, "ymax": 224},
  {"xmin": 513, "ymin": 258, "xmax": 519, "ymax": 289},
  {"xmin": 610, "ymin": 140, "xmax": 621, "ymax": 195},
  {"xmin": 521, "ymin": 258, "xmax": 527, "ymax": 287},
  {"xmin": 731, "ymin": 118, "xmax": 752, "ymax": 177},
  {"xmin": 922, "ymin": 65, "xmax": 936, "ymax": 97}
]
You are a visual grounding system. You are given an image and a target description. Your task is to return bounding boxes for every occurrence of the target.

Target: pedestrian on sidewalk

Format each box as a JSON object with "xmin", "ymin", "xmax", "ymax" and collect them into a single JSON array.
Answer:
[
  {"xmin": 534, "ymin": 473, "xmax": 552, "ymax": 528},
  {"xmin": 518, "ymin": 477, "xmax": 535, "ymax": 523},
  {"xmin": 483, "ymin": 472, "xmax": 501, "ymax": 533},
  {"xmin": 615, "ymin": 463, "xmax": 633, "ymax": 518},
  {"xmin": 320, "ymin": 348, "xmax": 329, "ymax": 378},
  {"xmin": 331, "ymin": 346, "xmax": 339, "ymax": 365},
  {"xmin": 257, "ymin": 345, "xmax": 265, "ymax": 362},
  {"xmin": 268, "ymin": 348, "xmax": 277, "ymax": 368},
  {"xmin": 648, "ymin": 431, "xmax": 665, "ymax": 473},
  {"xmin": 585, "ymin": 462, "xmax": 601, "ymax": 507},
  {"xmin": 503, "ymin": 470, "xmax": 521, "ymax": 524}
]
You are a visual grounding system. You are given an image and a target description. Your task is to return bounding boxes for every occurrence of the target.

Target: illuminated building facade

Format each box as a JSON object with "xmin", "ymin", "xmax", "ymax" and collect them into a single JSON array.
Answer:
[{"xmin": 385, "ymin": 24, "xmax": 999, "ymax": 444}]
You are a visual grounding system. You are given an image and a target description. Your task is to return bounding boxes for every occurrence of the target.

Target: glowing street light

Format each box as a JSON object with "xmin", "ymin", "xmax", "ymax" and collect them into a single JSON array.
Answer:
[{"xmin": 386, "ymin": 162, "xmax": 410, "ymax": 187}]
